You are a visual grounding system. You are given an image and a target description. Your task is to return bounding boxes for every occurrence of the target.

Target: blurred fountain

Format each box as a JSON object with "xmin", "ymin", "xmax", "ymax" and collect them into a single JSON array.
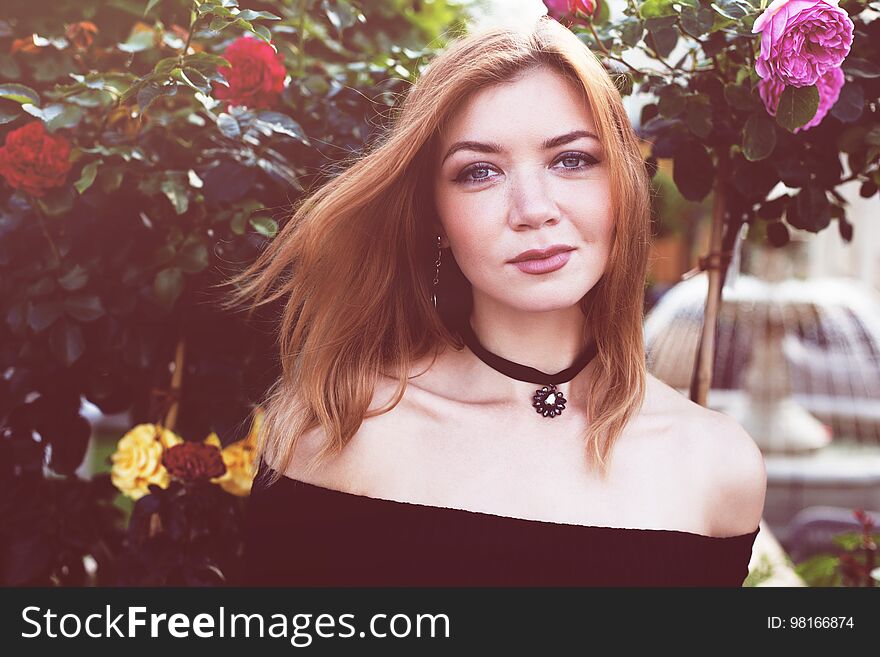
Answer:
[
  {"xmin": 645, "ymin": 241, "xmax": 880, "ymax": 450},
  {"xmin": 645, "ymin": 237, "xmax": 880, "ymax": 548}
]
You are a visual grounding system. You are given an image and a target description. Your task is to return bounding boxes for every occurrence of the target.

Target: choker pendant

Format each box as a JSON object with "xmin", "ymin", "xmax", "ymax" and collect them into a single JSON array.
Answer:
[{"xmin": 533, "ymin": 383, "xmax": 566, "ymax": 418}]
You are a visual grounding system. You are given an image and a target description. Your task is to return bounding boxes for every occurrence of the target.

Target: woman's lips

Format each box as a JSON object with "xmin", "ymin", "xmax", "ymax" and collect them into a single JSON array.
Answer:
[{"xmin": 511, "ymin": 250, "xmax": 572, "ymax": 275}]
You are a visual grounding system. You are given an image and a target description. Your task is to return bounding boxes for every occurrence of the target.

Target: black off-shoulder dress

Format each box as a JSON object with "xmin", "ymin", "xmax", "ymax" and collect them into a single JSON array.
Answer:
[{"xmin": 241, "ymin": 465, "xmax": 760, "ymax": 587}]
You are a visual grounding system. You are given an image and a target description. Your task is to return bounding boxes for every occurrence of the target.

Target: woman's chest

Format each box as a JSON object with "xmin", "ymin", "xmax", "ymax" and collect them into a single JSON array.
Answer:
[{"xmin": 354, "ymin": 397, "xmax": 706, "ymax": 530}]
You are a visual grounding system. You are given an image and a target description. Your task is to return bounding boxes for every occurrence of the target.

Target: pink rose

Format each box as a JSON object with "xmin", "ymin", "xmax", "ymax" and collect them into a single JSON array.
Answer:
[
  {"xmin": 757, "ymin": 66, "xmax": 845, "ymax": 132},
  {"xmin": 752, "ymin": 0, "xmax": 854, "ymax": 87},
  {"xmin": 543, "ymin": 0, "xmax": 598, "ymax": 24}
]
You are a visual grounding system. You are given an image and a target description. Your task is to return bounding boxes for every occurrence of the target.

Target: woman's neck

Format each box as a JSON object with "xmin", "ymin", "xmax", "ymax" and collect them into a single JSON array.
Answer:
[{"xmin": 468, "ymin": 298, "xmax": 592, "ymax": 375}]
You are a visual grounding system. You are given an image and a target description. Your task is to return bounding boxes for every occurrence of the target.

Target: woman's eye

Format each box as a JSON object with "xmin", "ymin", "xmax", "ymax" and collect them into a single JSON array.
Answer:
[
  {"xmin": 455, "ymin": 164, "xmax": 496, "ymax": 184},
  {"xmin": 555, "ymin": 152, "xmax": 597, "ymax": 170},
  {"xmin": 453, "ymin": 152, "xmax": 597, "ymax": 185}
]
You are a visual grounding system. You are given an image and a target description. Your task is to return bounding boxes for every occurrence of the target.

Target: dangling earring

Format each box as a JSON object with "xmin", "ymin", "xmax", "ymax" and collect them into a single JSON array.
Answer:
[{"xmin": 431, "ymin": 235, "xmax": 442, "ymax": 308}]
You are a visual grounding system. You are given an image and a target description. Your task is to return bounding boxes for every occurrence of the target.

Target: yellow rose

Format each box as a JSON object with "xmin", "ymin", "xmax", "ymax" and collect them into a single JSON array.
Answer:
[
  {"xmin": 110, "ymin": 424, "xmax": 183, "ymax": 500},
  {"xmin": 208, "ymin": 408, "xmax": 262, "ymax": 497}
]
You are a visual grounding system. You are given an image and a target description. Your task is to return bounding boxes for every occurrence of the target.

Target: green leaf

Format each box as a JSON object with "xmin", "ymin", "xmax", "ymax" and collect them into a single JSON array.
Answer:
[
  {"xmin": 830, "ymin": 83, "xmax": 863, "ymax": 123},
  {"xmin": 658, "ymin": 85, "xmax": 686, "ymax": 118},
  {"xmin": 180, "ymin": 67, "xmax": 211, "ymax": 94},
  {"xmin": 63, "ymin": 294, "xmax": 105, "ymax": 321},
  {"xmin": 144, "ymin": 0, "xmax": 162, "ymax": 16},
  {"xmin": 254, "ymin": 112, "xmax": 309, "ymax": 145},
  {"xmin": 46, "ymin": 104, "xmax": 84, "ymax": 132},
  {"xmin": 199, "ymin": 3, "xmax": 234, "ymax": 17},
  {"xmin": 75, "ymin": 160, "xmax": 101, "ymax": 194},
  {"xmin": 253, "ymin": 25, "xmax": 272, "ymax": 43},
  {"xmin": 256, "ymin": 156, "xmax": 301, "ymax": 191},
  {"xmin": 0, "ymin": 83, "xmax": 40, "ymax": 105},
  {"xmin": 217, "ymin": 112, "xmax": 241, "ymax": 138},
  {"xmin": 49, "ymin": 318, "xmax": 85, "ymax": 366},
  {"xmin": 742, "ymin": 113, "xmax": 777, "ymax": 161},
  {"xmin": 685, "ymin": 96, "xmax": 712, "ymax": 138},
  {"xmin": 723, "ymin": 82, "xmax": 760, "ymax": 111},
  {"xmin": 22, "ymin": 102, "xmax": 64, "ymax": 123},
  {"xmin": 620, "ymin": 19, "xmax": 644, "ymax": 47},
  {"xmin": 323, "ymin": 0, "xmax": 359, "ymax": 33},
  {"xmin": 153, "ymin": 57, "xmax": 179, "ymax": 76},
  {"xmin": 137, "ymin": 82, "xmax": 168, "ymax": 112},
  {"xmin": 236, "ymin": 10, "xmax": 281, "ymax": 21},
  {"xmin": 230, "ymin": 214, "xmax": 247, "ymax": 235},
  {"xmin": 174, "ymin": 237, "xmax": 210, "ymax": 273},
  {"xmin": 639, "ymin": 0, "xmax": 678, "ymax": 19},
  {"xmin": 788, "ymin": 185, "xmax": 830, "ymax": 232},
  {"xmin": 209, "ymin": 16, "xmax": 233, "ymax": 32},
  {"xmin": 161, "ymin": 173, "xmax": 190, "ymax": 214},
  {"xmin": 119, "ymin": 29, "xmax": 156, "ymax": 53},
  {"xmin": 775, "ymin": 84, "xmax": 819, "ymax": 133},
  {"xmin": 99, "ymin": 167, "xmax": 125, "ymax": 193},
  {"xmin": 154, "ymin": 267, "xmax": 184, "ymax": 312},
  {"xmin": 184, "ymin": 52, "xmax": 231, "ymax": 70},
  {"xmin": 27, "ymin": 300, "xmax": 63, "ymax": 332},
  {"xmin": 249, "ymin": 216, "xmax": 278, "ymax": 238},
  {"xmin": 647, "ymin": 26, "xmax": 677, "ymax": 58},
  {"xmin": 710, "ymin": 0, "xmax": 751, "ymax": 20},
  {"xmin": 592, "ymin": 0, "xmax": 611, "ymax": 25},
  {"xmin": 673, "ymin": 140, "xmax": 715, "ymax": 201},
  {"xmin": 120, "ymin": 76, "xmax": 150, "ymax": 102},
  {"xmin": 57, "ymin": 265, "xmax": 89, "ymax": 291},
  {"xmin": 680, "ymin": 6, "xmax": 715, "ymax": 36}
]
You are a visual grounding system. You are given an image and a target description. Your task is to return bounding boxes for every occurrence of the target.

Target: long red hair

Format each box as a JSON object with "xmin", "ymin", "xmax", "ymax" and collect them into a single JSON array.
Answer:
[{"xmin": 218, "ymin": 16, "xmax": 652, "ymax": 489}]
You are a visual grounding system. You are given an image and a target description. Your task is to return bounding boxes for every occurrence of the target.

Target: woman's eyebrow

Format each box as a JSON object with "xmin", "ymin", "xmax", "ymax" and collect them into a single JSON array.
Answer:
[{"xmin": 441, "ymin": 129, "xmax": 599, "ymax": 165}]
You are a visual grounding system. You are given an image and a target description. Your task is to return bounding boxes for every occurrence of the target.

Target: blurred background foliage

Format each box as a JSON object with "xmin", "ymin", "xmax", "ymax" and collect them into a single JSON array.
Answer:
[{"xmin": 0, "ymin": 0, "xmax": 472, "ymax": 585}]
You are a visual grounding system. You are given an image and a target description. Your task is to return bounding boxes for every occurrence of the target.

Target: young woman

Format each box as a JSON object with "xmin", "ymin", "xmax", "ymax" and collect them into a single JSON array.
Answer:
[{"xmin": 224, "ymin": 16, "xmax": 766, "ymax": 587}]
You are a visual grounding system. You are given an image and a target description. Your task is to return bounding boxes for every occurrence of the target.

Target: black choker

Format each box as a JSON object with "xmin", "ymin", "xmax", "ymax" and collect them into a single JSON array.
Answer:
[{"xmin": 456, "ymin": 316, "xmax": 598, "ymax": 419}]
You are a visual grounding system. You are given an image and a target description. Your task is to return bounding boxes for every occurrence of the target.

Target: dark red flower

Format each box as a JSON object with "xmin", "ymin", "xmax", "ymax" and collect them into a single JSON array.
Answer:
[
  {"xmin": 214, "ymin": 36, "xmax": 286, "ymax": 109},
  {"xmin": 0, "ymin": 121, "xmax": 73, "ymax": 197},
  {"xmin": 162, "ymin": 442, "xmax": 226, "ymax": 482}
]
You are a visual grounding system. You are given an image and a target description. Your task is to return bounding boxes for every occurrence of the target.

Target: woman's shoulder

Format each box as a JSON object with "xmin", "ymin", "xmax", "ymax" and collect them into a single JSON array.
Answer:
[
  {"xmin": 697, "ymin": 407, "xmax": 767, "ymax": 537},
  {"xmin": 643, "ymin": 374, "xmax": 766, "ymax": 538},
  {"xmin": 274, "ymin": 380, "xmax": 415, "ymax": 495}
]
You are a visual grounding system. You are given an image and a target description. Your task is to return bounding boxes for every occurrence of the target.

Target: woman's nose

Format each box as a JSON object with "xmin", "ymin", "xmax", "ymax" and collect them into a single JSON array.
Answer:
[{"xmin": 507, "ymin": 172, "xmax": 559, "ymax": 230}]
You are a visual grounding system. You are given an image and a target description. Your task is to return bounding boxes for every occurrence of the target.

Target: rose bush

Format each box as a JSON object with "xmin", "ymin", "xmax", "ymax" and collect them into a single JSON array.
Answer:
[{"xmin": 0, "ymin": 0, "xmax": 468, "ymax": 586}]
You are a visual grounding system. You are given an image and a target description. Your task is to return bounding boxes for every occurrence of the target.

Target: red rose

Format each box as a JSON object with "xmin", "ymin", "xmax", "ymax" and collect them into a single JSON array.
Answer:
[
  {"xmin": 0, "ymin": 121, "xmax": 73, "ymax": 197},
  {"xmin": 544, "ymin": 0, "xmax": 598, "ymax": 24},
  {"xmin": 214, "ymin": 36, "xmax": 286, "ymax": 109},
  {"xmin": 162, "ymin": 442, "xmax": 227, "ymax": 482}
]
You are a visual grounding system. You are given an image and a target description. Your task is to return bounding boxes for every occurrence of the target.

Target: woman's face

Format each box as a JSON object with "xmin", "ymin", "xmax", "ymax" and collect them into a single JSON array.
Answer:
[{"xmin": 433, "ymin": 66, "xmax": 613, "ymax": 314}]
